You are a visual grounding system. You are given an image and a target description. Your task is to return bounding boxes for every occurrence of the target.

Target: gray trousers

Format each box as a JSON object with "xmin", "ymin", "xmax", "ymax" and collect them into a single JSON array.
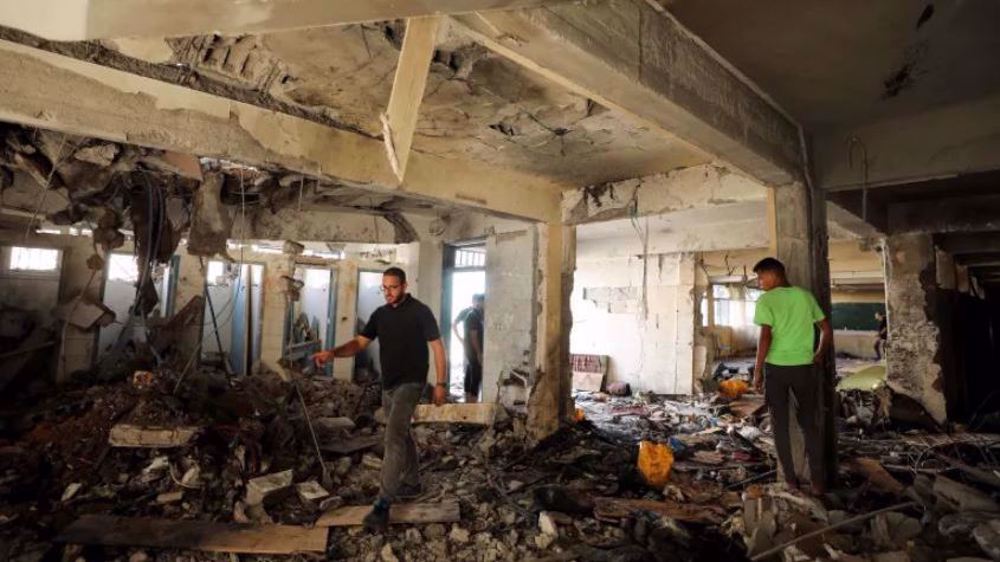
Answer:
[
  {"xmin": 764, "ymin": 363, "xmax": 825, "ymax": 485},
  {"xmin": 380, "ymin": 382, "xmax": 422, "ymax": 502}
]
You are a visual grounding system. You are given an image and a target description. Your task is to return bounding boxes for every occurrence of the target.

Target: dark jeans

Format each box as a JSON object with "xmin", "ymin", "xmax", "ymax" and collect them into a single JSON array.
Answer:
[
  {"xmin": 380, "ymin": 382, "xmax": 422, "ymax": 502},
  {"xmin": 874, "ymin": 338, "xmax": 886, "ymax": 360},
  {"xmin": 764, "ymin": 363, "xmax": 824, "ymax": 485},
  {"xmin": 464, "ymin": 359, "xmax": 483, "ymax": 397}
]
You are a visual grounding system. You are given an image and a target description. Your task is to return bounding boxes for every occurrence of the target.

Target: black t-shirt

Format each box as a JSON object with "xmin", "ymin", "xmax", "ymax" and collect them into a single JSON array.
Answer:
[
  {"xmin": 456, "ymin": 307, "xmax": 484, "ymax": 364},
  {"xmin": 361, "ymin": 294, "xmax": 441, "ymax": 389}
]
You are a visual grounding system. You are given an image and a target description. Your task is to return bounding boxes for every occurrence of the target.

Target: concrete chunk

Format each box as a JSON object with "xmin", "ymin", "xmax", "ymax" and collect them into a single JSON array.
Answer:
[{"xmin": 245, "ymin": 470, "xmax": 293, "ymax": 506}]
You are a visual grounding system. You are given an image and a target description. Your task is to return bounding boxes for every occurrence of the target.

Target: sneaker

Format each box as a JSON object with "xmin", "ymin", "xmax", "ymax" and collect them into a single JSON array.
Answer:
[
  {"xmin": 362, "ymin": 503, "xmax": 390, "ymax": 533},
  {"xmin": 396, "ymin": 482, "xmax": 423, "ymax": 499}
]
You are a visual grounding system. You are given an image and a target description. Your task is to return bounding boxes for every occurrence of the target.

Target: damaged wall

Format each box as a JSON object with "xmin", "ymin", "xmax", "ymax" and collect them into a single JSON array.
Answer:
[
  {"xmin": 571, "ymin": 251, "xmax": 696, "ymax": 394},
  {"xmin": 885, "ymin": 233, "xmax": 947, "ymax": 424}
]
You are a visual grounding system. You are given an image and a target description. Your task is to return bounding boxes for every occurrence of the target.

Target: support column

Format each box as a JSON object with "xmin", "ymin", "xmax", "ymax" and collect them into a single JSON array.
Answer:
[
  {"xmin": 769, "ymin": 181, "xmax": 836, "ymax": 486},
  {"xmin": 884, "ymin": 233, "xmax": 947, "ymax": 424},
  {"xmin": 171, "ymin": 249, "xmax": 206, "ymax": 365},
  {"xmin": 527, "ymin": 223, "xmax": 575, "ymax": 440},
  {"xmin": 57, "ymin": 238, "xmax": 105, "ymax": 383}
]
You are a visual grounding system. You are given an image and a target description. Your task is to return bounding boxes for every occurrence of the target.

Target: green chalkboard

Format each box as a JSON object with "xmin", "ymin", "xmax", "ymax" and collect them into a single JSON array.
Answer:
[{"xmin": 831, "ymin": 302, "xmax": 885, "ymax": 331}]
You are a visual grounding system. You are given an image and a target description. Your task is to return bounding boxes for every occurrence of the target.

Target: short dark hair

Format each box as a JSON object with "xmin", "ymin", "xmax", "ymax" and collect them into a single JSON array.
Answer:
[
  {"xmin": 383, "ymin": 267, "xmax": 407, "ymax": 284},
  {"xmin": 753, "ymin": 257, "xmax": 786, "ymax": 276},
  {"xmin": 473, "ymin": 293, "xmax": 485, "ymax": 302}
]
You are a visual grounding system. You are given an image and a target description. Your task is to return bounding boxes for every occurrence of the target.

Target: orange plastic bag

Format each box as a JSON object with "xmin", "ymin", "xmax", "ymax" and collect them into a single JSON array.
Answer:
[
  {"xmin": 718, "ymin": 379, "xmax": 751, "ymax": 400},
  {"xmin": 637, "ymin": 441, "xmax": 673, "ymax": 488},
  {"xmin": 573, "ymin": 408, "xmax": 586, "ymax": 423}
]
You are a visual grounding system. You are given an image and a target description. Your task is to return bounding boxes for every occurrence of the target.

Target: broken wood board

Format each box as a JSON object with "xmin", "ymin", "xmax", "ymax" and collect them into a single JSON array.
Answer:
[
  {"xmin": 319, "ymin": 434, "xmax": 381, "ymax": 455},
  {"xmin": 57, "ymin": 515, "xmax": 327, "ymax": 554},
  {"xmin": 108, "ymin": 424, "xmax": 199, "ymax": 448},
  {"xmin": 317, "ymin": 501, "xmax": 460, "ymax": 527},
  {"xmin": 572, "ymin": 371, "xmax": 604, "ymax": 392},
  {"xmin": 593, "ymin": 497, "xmax": 727, "ymax": 525},
  {"xmin": 729, "ymin": 395, "xmax": 766, "ymax": 418},
  {"xmin": 412, "ymin": 403, "xmax": 496, "ymax": 425}
]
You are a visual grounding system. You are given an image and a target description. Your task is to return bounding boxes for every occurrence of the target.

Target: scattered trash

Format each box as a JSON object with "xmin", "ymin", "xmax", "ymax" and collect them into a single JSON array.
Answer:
[{"xmin": 638, "ymin": 440, "xmax": 674, "ymax": 488}]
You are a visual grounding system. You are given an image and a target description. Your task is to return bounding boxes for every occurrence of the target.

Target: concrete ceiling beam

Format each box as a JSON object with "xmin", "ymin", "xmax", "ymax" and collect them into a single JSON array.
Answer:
[
  {"xmin": 0, "ymin": 39, "xmax": 563, "ymax": 223},
  {"xmin": 381, "ymin": 16, "xmax": 442, "ymax": 183},
  {"xmin": 888, "ymin": 194, "xmax": 1000, "ymax": 235},
  {"xmin": 0, "ymin": 0, "xmax": 569, "ymax": 41},
  {"xmin": 935, "ymin": 232, "xmax": 1000, "ymax": 255},
  {"xmin": 815, "ymin": 93, "xmax": 1000, "ymax": 191},
  {"xmin": 955, "ymin": 253, "xmax": 1000, "ymax": 267},
  {"xmin": 452, "ymin": 0, "xmax": 804, "ymax": 187}
]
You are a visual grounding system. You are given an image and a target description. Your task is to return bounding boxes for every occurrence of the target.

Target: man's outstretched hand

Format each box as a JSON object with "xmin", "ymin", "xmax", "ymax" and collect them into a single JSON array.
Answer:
[
  {"xmin": 433, "ymin": 384, "xmax": 447, "ymax": 406},
  {"xmin": 311, "ymin": 350, "xmax": 333, "ymax": 368}
]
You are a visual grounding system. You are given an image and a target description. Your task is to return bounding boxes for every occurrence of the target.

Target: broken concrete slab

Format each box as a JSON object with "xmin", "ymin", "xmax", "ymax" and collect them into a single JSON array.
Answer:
[
  {"xmin": 245, "ymin": 470, "xmax": 294, "ymax": 506},
  {"xmin": 412, "ymin": 403, "xmax": 497, "ymax": 425},
  {"xmin": 156, "ymin": 491, "xmax": 184, "ymax": 504},
  {"xmin": 317, "ymin": 501, "xmax": 460, "ymax": 527},
  {"xmin": 295, "ymin": 480, "xmax": 329, "ymax": 503},
  {"xmin": 107, "ymin": 424, "xmax": 200, "ymax": 448},
  {"xmin": 57, "ymin": 515, "xmax": 327, "ymax": 554},
  {"xmin": 187, "ymin": 171, "xmax": 233, "ymax": 260}
]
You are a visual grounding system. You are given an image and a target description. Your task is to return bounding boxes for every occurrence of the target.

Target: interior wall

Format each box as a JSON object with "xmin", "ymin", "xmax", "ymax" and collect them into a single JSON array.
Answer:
[{"xmin": 571, "ymin": 252, "xmax": 696, "ymax": 394}]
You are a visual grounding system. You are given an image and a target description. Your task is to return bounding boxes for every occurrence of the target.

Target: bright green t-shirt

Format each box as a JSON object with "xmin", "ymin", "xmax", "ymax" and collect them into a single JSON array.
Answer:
[{"xmin": 753, "ymin": 286, "xmax": 825, "ymax": 366}]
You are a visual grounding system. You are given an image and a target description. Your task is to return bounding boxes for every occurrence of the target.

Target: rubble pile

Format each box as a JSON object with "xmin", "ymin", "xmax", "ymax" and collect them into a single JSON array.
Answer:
[{"xmin": 2, "ymin": 368, "xmax": 1000, "ymax": 561}]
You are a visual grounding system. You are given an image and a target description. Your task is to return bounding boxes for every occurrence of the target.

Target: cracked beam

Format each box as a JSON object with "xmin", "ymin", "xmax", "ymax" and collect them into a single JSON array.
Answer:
[
  {"xmin": 453, "ymin": 0, "xmax": 803, "ymax": 186},
  {"xmin": 0, "ymin": 0, "xmax": 570, "ymax": 41},
  {"xmin": 0, "ymin": 39, "xmax": 562, "ymax": 222},
  {"xmin": 382, "ymin": 16, "xmax": 442, "ymax": 183}
]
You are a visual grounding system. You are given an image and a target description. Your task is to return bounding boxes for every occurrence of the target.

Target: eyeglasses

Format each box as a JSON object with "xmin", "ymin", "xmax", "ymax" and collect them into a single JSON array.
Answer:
[{"xmin": 380, "ymin": 285, "xmax": 401, "ymax": 293}]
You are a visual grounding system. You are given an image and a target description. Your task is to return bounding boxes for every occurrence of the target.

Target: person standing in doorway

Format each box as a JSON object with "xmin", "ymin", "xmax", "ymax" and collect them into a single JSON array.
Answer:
[
  {"xmin": 453, "ymin": 294, "xmax": 485, "ymax": 403},
  {"xmin": 751, "ymin": 257, "xmax": 832, "ymax": 495},
  {"xmin": 312, "ymin": 267, "xmax": 447, "ymax": 532},
  {"xmin": 874, "ymin": 311, "xmax": 888, "ymax": 361}
]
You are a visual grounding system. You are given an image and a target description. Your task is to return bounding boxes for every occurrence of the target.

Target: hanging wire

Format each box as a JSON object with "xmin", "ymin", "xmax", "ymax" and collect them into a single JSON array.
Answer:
[
  {"xmin": 23, "ymin": 134, "xmax": 70, "ymax": 244},
  {"xmin": 847, "ymin": 136, "xmax": 870, "ymax": 223}
]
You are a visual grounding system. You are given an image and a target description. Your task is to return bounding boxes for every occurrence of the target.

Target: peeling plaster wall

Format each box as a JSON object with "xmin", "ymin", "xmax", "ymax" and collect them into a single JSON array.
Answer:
[
  {"xmin": 571, "ymin": 251, "xmax": 696, "ymax": 394},
  {"xmin": 885, "ymin": 233, "xmax": 947, "ymax": 424}
]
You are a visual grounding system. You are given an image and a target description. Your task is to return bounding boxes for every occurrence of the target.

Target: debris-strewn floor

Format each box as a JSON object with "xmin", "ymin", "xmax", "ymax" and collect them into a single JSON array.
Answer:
[{"xmin": 2, "ymin": 369, "xmax": 1000, "ymax": 562}]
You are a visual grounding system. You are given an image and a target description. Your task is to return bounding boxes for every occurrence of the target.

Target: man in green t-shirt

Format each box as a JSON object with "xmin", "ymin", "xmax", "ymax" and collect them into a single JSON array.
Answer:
[{"xmin": 751, "ymin": 257, "xmax": 832, "ymax": 495}]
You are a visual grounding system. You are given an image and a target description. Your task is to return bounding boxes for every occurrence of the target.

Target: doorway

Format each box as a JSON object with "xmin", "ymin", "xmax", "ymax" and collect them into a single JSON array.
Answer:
[
  {"xmin": 441, "ymin": 244, "xmax": 486, "ymax": 401},
  {"xmin": 285, "ymin": 267, "xmax": 337, "ymax": 376},
  {"xmin": 99, "ymin": 252, "xmax": 176, "ymax": 355},
  {"xmin": 355, "ymin": 270, "xmax": 384, "ymax": 380},
  {"xmin": 201, "ymin": 260, "xmax": 263, "ymax": 376}
]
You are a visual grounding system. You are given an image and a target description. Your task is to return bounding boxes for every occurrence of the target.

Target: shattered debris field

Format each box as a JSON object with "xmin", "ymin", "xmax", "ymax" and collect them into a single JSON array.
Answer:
[{"xmin": 0, "ymin": 368, "xmax": 997, "ymax": 561}]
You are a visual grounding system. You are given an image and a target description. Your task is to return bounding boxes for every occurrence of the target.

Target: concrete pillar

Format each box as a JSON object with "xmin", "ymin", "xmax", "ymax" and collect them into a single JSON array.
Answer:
[
  {"xmin": 885, "ymin": 233, "xmax": 947, "ymax": 424},
  {"xmin": 332, "ymin": 260, "xmax": 358, "ymax": 381},
  {"xmin": 259, "ymin": 257, "xmax": 293, "ymax": 380},
  {"xmin": 414, "ymin": 240, "xmax": 444, "ymax": 384},
  {"xmin": 527, "ymin": 223, "xmax": 575, "ymax": 440},
  {"xmin": 769, "ymin": 181, "xmax": 835, "ymax": 485},
  {"xmin": 57, "ymin": 238, "xmax": 105, "ymax": 383},
  {"xmin": 171, "ymin": 249, "xmax": 205, "ymax": 364},
  {"xmin": 483, "ymin": 227, "xmax": 537, "ymax": 403}
]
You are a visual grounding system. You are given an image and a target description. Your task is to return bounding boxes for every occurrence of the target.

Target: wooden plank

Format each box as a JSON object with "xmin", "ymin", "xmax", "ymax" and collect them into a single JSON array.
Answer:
[
  {"xmin": 108, "ymin": 424, "xmax": 200, "ymax": 448},
  {"xmin": 843, "ymin": 457, "xmax": 905, "ymax": 496},
  {"xmin": 57, "ymin": 515, "xmax": 327, "ymax": 554},
  {"xmin": 317, "ymin": 501, "xmax": 460, "ymax": 527},
  {"xmin": 572, "ymin": 371, "xmax": 604, "ymax": 392},
  {"xmin": 412, "ymin": 403, "xmax": 496, "ymax": 425},
  {"xmin": 381, "ymin": 16, "xmax": 442, "ymax": 182}
]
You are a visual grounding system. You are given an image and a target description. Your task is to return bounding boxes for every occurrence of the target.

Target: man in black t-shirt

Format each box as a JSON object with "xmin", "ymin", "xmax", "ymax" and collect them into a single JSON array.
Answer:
[
  {"xmin": 313, "ymin": 267, "xmax": 447, "ymax": 532},
  {"xmin": 453, "ymin": 294, "xmax": 485, "ymax": 403},
  {"xmin": 874, "ymin": 311, "xmax": 888, "ymax": 360}
]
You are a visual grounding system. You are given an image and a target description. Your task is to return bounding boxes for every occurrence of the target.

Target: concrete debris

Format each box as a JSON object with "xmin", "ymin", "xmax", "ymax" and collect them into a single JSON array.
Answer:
[
  {"xmin": 245, "ymin": 469, "xmax": 294, "ymax": 505},
  {"xmin": 155, "ymin": 490, "xmax": 184, "ymax": 504},
  {"xmin": 187, "ymin": 171, "xmax": 234, "ymax": 260},
  {"xmin": 60, "ymin": 482, "xmax": 82, "ymax": 502},
  {"xmin": 107, "ymin": 424, "xmax": 200, "ymax": 448},
  {"xmin": 538, "ymin": 511, "xmax": 559, "ymax": 536},
  {"xmin": 934, "ymin": 475, "xmax": 1000, "ymax": 513},
  {"xmin": 296, "ymin": 480, "xmax": 330, "ymax": 502},
  {"xmin": 73, "ymin": 143, "xmax": 119, "ymax": 166}
]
